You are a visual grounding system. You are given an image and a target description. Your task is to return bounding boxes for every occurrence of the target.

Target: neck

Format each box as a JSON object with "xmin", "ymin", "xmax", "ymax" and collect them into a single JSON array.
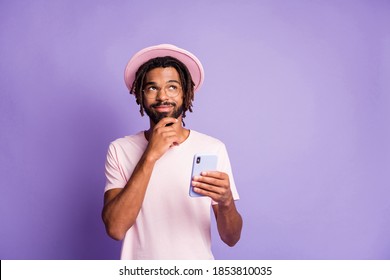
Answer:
[{"xmin": 144, "ymin": 116, "xmax": 190, "ymax": 144}]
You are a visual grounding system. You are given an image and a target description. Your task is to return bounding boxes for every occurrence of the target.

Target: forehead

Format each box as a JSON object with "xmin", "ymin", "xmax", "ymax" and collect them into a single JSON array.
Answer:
[{"xmin": 145, "ymin": 67, "xmax": 181, "ymax": 83}]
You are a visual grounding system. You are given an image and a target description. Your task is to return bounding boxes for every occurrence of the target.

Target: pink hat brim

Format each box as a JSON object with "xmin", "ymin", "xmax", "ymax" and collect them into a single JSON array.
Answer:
[{"xmin": 124, "ymin": 44, "xmax": 204, "ymax": 93}]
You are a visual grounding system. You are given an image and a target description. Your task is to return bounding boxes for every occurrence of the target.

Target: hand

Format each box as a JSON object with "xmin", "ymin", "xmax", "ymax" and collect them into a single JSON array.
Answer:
[
  {"xmin": 192, "ymin": 171, "xmax": 234, "ymax": 206},
  {"xmin": 144, "ymin": 117, "xmax": 179, "ymax": 162}
]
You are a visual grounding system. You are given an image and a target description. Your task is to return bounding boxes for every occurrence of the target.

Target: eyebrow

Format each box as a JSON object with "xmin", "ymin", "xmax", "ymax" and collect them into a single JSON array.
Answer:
[{"xmin": 144, "ymin": 80, "xmax": 181, "ymax": 87}]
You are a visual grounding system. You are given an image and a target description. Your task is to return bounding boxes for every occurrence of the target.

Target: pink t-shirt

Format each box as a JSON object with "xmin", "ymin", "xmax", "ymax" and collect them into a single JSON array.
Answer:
[{"xmin": 104, "ymin": 130, "xmax": 239, "ymax": 259}]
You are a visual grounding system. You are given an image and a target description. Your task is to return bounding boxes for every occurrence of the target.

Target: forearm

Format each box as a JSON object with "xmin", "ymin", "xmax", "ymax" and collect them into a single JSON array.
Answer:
[
  {"xmin": 102, "ymin": 154, "xmax": 156, "ymax": 240},
  {"xmin": 215, "ymin": 201, "xmax": 243, "ymax": 247}
]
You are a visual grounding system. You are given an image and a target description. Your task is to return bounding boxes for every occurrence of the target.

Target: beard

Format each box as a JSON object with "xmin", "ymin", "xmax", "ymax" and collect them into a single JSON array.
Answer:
[{"xmin": 143, "ymin": 101, "xmax": 184, "ymax": 124}]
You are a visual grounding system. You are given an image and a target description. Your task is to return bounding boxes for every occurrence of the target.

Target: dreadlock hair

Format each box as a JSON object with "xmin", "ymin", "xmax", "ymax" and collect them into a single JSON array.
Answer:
[{"xmin": 130, "ymin": 56, "xmax": 195, "ymax": 124}]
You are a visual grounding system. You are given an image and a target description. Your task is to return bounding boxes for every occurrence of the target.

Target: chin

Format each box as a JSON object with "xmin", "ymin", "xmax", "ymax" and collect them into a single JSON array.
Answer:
[{"xmin": 144, "ymin": 106, "xmax": 183, "ymax": 124}]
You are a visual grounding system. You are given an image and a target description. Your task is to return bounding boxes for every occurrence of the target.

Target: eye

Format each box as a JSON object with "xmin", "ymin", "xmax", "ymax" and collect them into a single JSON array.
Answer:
[
  {"xmin": 146, "ymin": 86, "xmax": 157, "ymax": 91},
  {"xmin": 167, "ymin": 85, "xmax": 178, "ymax": 91}
]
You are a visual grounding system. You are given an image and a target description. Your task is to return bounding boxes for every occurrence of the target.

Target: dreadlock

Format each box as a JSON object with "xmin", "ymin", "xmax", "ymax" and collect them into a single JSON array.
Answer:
[{"xmin": 130, "ymin": 56, "xmax": 195, "ymax": 125}]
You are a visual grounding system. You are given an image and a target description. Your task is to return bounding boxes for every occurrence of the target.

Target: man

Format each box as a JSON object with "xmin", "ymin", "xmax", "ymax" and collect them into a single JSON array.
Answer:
[{"xmin": 102, "ymin": 44, "xmax": 242, "ymax": 259}]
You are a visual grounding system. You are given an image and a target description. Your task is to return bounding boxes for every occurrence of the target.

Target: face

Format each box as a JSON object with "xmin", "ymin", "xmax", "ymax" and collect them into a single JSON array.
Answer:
[{"xmin": 142, "ymin": 67, "xmax": 184, "ymax": 125}]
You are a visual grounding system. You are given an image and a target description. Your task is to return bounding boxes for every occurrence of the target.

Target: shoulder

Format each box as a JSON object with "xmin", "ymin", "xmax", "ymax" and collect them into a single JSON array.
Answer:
[
  {"xmin": 108, "ymin": 132, "xmax": 147, "ymax": 152},
  {"xmin": 189, "ymin": 130, "xmax": 226, "ymax": 148}
]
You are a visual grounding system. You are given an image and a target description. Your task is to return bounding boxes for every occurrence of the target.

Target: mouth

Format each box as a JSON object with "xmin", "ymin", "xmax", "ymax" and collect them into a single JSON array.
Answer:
[
  {"xmin": 152, "ymin": 102, "xmax": 175, "ymax": 113},
  {"xmin": 144, "ymin": 101, "xmax": 184, "ymax": 124}
]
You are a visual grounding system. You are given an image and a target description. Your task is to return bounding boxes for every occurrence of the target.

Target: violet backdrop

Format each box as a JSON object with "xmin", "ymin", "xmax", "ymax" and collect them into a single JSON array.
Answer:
[{"xmin": 1, "ymin": 0, "xmax": 389, "ymax": 259}]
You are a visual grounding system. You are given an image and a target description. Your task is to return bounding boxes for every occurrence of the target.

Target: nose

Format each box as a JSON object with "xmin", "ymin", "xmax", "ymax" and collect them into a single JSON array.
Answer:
[{"xmin": 156, "ymin": 88, "xmax": 169, "ymax": 100}]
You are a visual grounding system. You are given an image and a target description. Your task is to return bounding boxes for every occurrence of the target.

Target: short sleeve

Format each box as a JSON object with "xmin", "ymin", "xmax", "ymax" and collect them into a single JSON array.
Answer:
[{"xmin": 104, "ymin": 143, "xmax": 127, "ymax": 192}]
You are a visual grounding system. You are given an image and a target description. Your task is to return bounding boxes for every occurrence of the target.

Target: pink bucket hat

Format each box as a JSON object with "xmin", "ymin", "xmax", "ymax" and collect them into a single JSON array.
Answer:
[{"xmin": 124, "ymin": 44, "xmax": 204, "ymax": 93}]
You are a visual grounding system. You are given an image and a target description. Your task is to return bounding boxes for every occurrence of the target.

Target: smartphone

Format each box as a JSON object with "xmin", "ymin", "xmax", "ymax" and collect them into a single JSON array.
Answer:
[{"xmin": 189, "ymin": 154, "xmax": 218, "ymax": 197}]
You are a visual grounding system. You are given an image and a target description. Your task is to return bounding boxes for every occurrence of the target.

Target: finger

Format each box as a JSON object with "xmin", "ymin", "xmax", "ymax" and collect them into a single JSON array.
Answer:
[
  {"xmin": 193, "ymin": 173, "xmax": 228, "ymax": 185},
  {"xmin": 193, "ymin": 184, "xmax": 221, "ymax": 196},
  {"xmin": 193, "ymin": 187, "xmax": 219, "ymax": 199},
  {"xmin": 152, "ymin": 123, "xmax": 178, "ymax": 140},
  {"xmin": 157, "ymin": 117, "xmax": 178, "ymax": 128},
  {"xmin": 192, "ymin": 179, "xmax": 223, "ymax": 194},
  {"xmin": 193, "ymin": 185, "xmax": 228, "ymax": 204},
  {"xmin": 200, "ymin": 171, "xmax": 228, "ymax": 180},
  {"xmin": 161, "ymin": 132, "xmax": 180, "ymax": 145},
  {"xmin": 193, "ymin": 180, "xmax": 233, "ymax": 204}
]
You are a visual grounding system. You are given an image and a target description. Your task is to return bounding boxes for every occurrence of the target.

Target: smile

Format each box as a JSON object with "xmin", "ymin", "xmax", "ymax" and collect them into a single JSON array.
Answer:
[
  {"xmin": 152, "ymin": 102, "xmax": 176, "ymax": 112},
  {"xmin": 152, "ymin": 105, "xmax": 174, "ymax": 112}
]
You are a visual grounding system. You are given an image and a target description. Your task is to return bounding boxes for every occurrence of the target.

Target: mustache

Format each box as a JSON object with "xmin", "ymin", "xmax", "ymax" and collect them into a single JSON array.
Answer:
[{"xmin": 151, "ymin": 101, "xmax": 176, "ymax": 108}]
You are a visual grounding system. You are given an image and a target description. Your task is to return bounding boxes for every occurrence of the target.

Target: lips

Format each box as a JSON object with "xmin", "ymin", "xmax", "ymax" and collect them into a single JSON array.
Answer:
[
  {"xmin": 154, "ymin": 105, "xmax": 173, "ymax": 112},
  {"xmin": 144, "ymin": 101, "xmax": 184, "ymax": 124},
  {"xmin": 152, "ymin": 102, "xmax": 176, "ymax": 112}
]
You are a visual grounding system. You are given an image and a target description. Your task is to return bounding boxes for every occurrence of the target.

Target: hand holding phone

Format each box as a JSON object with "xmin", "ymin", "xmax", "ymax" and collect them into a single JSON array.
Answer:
[{"xmin": 189, "ymin": 154, "xmax": 218, "ymax": 197}]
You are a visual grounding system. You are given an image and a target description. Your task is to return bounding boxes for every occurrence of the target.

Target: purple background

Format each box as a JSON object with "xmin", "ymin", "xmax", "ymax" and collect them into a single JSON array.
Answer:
[{"xmin": 1, "ymin": 0, "xmax": 389, "ymax": 260}]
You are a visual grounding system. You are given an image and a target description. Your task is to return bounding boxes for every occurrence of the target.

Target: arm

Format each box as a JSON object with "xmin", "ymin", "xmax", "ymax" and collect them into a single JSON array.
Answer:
[
  {"xmin": 192, "ymin": 172, "xmax": 243, "ymax": 246},
  {"xmin": 102, "ymin": 154, "xmax": 155, "ymax": 241},
  {"xmin": 102, "ymin": 118, "xmax": 179, "ymax": 241}
]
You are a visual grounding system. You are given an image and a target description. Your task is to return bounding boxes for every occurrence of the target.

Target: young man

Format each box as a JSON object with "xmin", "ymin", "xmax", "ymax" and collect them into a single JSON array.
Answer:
[{"xmin": 102, "ymin": 44, "xmax": 242, "ymax": 259}]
